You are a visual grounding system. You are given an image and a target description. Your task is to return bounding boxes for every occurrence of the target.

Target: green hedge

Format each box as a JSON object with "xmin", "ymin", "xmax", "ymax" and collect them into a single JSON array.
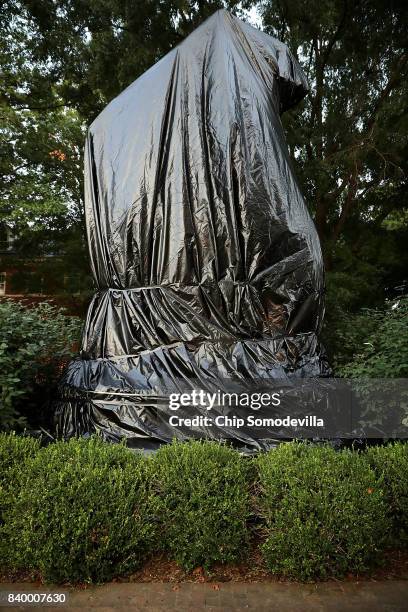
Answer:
[
  {"xmin": 256, "ymin": 443, "xmax": 391, "ymax": 580},
  {"xmin": 0, "ymin": 432, "xmax": 41, "ymax": 562},
  {"xmin": 366, "ymin": 442, "xmax": 408, "ymax": 545},
  {"xmin": 1, "ymin": 437, "xmax": 156, "ymax": 583},
  {"xmin": 0, "ymin": 435, "xmax": 406, "ymax": 583},
  {"xmin": 0, "ymin": 432, "xmax": 41, "ymax": 483},
  {"xmin": 152, "ymin": 440, "xmax": 250, "ymax": 570}
]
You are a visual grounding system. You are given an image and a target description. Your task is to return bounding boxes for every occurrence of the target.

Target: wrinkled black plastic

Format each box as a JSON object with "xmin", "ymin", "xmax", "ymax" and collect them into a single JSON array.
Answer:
[{"xmin": 55, "ymin": 10, "xmax": 329, "ymax": 450}]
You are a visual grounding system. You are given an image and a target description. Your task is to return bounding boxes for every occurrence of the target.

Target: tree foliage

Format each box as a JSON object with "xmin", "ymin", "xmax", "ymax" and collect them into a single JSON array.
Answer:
[{"xmin": 1, "ymin": 0, "xmax": 241, "ymax": 120}]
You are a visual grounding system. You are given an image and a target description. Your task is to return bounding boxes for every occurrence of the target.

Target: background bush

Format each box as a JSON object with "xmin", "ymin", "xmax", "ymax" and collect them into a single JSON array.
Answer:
[
  {"xmin": 0, "ymin": 300, "xmax": 82, "ymax": 430},
  {"xmin": 366, "ymin": 443, "xmax": 408, "ymax": 546},
  {"xmin": 151, "ymin": 440, "xmax": 250, "ymax": 571},
  {"xmin": 331, "ymin": 297, "xmax": 408, "ymax": 431},
  {"xmin": 256, "ymin": 442, "xmax": 391, "ymax": 580},
  {"xmin": 1, "ymin": 437, "xmax": 156, "ymax": 583},
  {"xmin": 334, "ymin": 296, "xmax": 408, "ymax": 377}
]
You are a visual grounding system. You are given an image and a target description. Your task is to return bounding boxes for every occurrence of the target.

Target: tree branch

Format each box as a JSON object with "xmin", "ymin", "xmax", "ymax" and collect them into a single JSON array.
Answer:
[
  {"xmin": 320, "ymin": 0, "xmax": 349, "ymax": 71},
  {"xmin": 331, "ymin": 161, "xmax": 360, "ymax": 242},
  {"xmin": 365, "ymin": 52, "xmax": 408, "ymax": 132}
]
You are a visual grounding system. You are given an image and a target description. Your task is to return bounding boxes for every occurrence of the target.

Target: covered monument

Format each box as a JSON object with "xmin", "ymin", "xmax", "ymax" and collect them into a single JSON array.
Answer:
[{"xmin": 55, "ymin": 10, "xmax": 329, "ymax": 450}]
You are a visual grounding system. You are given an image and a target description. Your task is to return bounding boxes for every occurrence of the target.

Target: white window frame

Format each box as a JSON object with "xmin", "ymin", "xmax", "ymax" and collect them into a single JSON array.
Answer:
[{"xmin": 0, "ymin": 272, "xmax": 6, "ymax": 295}]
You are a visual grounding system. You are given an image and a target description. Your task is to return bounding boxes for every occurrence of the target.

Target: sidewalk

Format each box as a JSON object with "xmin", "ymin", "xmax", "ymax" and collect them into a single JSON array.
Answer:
[{"xmin": 1, "ymin": 580, "xmax": 408, "ymax": 612}]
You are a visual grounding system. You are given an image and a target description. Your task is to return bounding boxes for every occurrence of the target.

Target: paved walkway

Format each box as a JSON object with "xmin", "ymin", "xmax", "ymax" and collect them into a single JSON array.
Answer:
[{"xmin": 1, "ymin": 580, "xmax": 408, "ymax": 611}]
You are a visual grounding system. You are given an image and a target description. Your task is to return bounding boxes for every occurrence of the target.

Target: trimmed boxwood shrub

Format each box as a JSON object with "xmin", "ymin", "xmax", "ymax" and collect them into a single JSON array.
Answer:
[
  {"xmin": 0, "ymin": 432, "xmax": 41, "ymax": 525},
  {"xmin": 0, "ymin": 433, "xmax": 41, "ymax": 562},
  {"xmin": 1, "ymin": 435, "xmax": 406, "ymax": 584},
  {"xmin": 151, "ymin": 440, "xmax": 250, "ymax": 570},
  {"xmin": 366, "ymin": 442, "xmax": 408, "ymax": 545},
  {"xmin": 256, "ymin": 442, "xmax": 391, "ymax": 580},
  {"xmin": 0, "ymin": 432, "xmax": 40, "ymax": 485},
  {"xmin": 1, "ymin": 436, "xmax": 156, "ymax": 583}
]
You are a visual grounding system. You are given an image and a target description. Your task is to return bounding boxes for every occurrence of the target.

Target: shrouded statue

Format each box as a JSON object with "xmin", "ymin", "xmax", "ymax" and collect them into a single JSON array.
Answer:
[{"xmin": 55, "ymin": 10, "xmax": 329, "ymax": 451}]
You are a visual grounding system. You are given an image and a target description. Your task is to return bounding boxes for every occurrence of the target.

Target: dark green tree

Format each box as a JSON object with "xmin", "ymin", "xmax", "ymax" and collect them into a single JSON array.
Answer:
[{"xmin": 1, "ymin": 1, "xmax": 242, "ymax": 121}]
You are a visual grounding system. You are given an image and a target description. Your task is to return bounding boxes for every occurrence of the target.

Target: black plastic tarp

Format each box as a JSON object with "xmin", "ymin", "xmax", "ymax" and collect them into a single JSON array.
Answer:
[{"xmin": 55, "ymin": 9, "xmax": 329, "ymax": 450}]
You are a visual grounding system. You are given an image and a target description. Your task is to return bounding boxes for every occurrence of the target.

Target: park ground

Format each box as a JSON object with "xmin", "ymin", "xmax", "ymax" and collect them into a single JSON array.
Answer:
[
  {"xmin": 2, "ymin": 551, "xmax": 408, "ymax": 612},
  {"xmin": 1, "ymin": 580, "xmax": 408, "ymax": 611}
]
